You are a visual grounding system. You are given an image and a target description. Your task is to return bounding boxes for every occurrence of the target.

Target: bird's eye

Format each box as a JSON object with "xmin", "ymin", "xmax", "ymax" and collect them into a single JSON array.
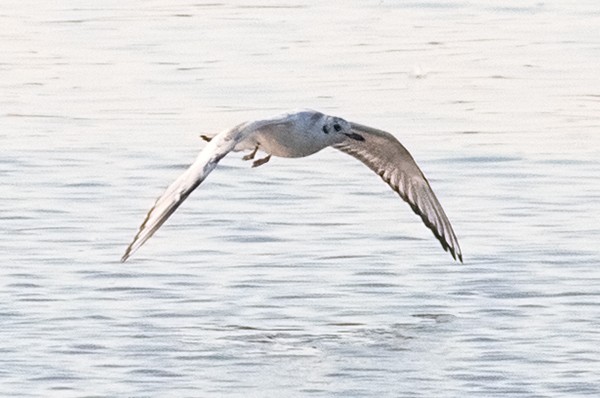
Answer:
[{"xmin": 333, "ymin": 123, "xmax": 342, "ymax": 132}]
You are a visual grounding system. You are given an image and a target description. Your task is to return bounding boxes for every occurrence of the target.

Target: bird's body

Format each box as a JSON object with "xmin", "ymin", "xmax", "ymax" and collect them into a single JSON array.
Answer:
[
  {"xmin": 231, "ymin": 110, "xmax": 348, "ymax": 157},
  {"xmin": 121, "ymin": 109, "xmax": 462, "ymax": 262}
]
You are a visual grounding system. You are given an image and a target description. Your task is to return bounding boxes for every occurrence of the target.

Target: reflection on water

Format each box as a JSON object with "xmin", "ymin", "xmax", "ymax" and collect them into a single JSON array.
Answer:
[{"xmin": 2, "ymin": 0, "xmax": 600, "ymax": 397}]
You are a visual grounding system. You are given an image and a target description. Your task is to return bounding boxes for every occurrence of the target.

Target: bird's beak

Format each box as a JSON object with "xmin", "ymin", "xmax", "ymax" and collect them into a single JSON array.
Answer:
[{"xmin": 344, "ymin": 132, "xmax": 365, "ymax": 141}]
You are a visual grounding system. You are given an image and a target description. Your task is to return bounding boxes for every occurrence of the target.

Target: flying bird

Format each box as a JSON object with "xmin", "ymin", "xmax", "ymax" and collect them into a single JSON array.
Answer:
[{"xmin": 121, "ymin": 110, "xmax": 462, "ymax": 262}]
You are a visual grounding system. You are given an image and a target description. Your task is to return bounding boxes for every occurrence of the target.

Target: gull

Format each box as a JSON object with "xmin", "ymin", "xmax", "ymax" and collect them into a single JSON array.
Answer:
[{"xmin": 121, "ymin": 110, "xmax": 462, "ymax": 262}]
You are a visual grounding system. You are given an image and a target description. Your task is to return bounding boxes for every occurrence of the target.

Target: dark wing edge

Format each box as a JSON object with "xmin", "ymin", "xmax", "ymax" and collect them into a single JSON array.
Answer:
[
  {"xmin": 334, "ymin": 122, "xmax": 462, "ymax": 262},
  {"xmin": 120, "ymin": 127, "xmax": 244, "ymax": 262}
]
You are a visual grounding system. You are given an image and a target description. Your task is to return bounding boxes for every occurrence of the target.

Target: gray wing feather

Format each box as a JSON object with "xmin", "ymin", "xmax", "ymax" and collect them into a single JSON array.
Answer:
[
  {"xmin": 120, "ymin": 126, "xmax": 246, "ymax": 262},
  {"xmin": 334, "ymin": 122, "xmax": 462, "ymax": 262},
  {"xmin": 121, "ymin": 114, "xmax": 305, "ymax": 262}
]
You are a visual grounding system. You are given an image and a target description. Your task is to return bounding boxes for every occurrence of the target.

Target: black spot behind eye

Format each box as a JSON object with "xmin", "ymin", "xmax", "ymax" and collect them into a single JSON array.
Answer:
[
  {"xmin": 322, "ymin": 125, "xmax": 329, "ymax": 134},
  {"xmin": 333, "ymin": 123, "xmax": 341, "ymax": 132}
]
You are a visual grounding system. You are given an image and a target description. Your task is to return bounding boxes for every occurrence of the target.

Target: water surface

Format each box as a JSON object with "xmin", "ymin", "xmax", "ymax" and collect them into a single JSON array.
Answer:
[{"xmin": 2, "ymin": 1, "xmax": 600, "ymax": 397}]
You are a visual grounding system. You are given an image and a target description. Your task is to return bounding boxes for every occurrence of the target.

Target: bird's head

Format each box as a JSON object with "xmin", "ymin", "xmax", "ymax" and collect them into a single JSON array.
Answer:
[{"xmin": 321, "ymin": 115, "xmax": 364, "ymax": 142}]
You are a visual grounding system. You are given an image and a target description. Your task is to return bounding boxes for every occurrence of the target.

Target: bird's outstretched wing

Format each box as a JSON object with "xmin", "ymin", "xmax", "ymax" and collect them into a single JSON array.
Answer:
[
  {"xmin": 333, "ymin": 122, "xmax": 462, "ymax": 262},
  {"xmin": 121, "ymin": 124, "xmax": 248, "ymax": 262}
]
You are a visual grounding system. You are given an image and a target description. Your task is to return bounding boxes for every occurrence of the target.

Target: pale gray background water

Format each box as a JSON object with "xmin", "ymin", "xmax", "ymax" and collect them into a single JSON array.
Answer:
[{"xmin": 2, "ymin": 1, "xmax": 599, "ymax": 397}]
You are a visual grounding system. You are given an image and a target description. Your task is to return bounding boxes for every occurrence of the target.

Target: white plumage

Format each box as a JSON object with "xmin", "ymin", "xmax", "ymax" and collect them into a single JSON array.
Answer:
[{"xmin": 121, "ymin": 110, "xmax": 462, "ymax": 262}]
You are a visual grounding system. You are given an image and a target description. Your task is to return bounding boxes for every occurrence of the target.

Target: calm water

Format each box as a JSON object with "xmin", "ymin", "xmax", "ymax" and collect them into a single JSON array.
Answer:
[{"xmin": 2, "ymin": 1, "xmax": 600, "ymax": 397}]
